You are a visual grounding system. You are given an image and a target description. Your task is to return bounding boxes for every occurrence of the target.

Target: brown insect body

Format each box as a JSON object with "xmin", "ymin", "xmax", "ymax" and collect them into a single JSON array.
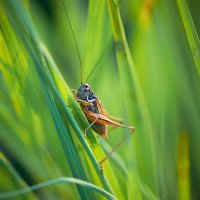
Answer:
[{"xmin": 74, "ymin": 83, "xmax": 134, "ymax": 139}]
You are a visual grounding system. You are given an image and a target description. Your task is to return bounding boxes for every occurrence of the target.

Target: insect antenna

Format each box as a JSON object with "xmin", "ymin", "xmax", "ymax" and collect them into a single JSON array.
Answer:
[
  {"xmin": 85, "ymin": 38, "xmax": 112, "ymax": 83},
  {"xmin": 61, "ymin": 0, "xmax": 83, "ymax": 83}
]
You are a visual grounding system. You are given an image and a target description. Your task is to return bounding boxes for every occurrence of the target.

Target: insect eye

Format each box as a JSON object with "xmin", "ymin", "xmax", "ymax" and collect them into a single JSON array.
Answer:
[{"xmin": 83, "ymin": 84, "xmax": 90, "ymax": 92}]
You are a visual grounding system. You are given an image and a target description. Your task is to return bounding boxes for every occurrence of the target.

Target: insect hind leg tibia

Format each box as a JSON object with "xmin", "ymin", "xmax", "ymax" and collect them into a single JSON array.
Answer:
[
  {"xmin": 99, "ymin": 127, "xmax": 134, "ymax": 169},
  {"xmin": 108, "ymin": 115, "xmax": 123, "ymax": 123}
]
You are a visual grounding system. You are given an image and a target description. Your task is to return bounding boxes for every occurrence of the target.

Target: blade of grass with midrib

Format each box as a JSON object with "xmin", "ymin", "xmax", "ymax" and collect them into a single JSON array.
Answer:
[
  {"xmin": 107, "ymin": 0, "xmax": 159, "ymax": 199},
  {"xmin": 0, "ymin": 177, "xmax": 116, "ymax": 200},
  {"xmin": 177, "ymin": 0, "xmax": 200, "ymax": 76},
  {"xmin": 0, "ymin": 153, "xmax": 36, "ymax": 200}
]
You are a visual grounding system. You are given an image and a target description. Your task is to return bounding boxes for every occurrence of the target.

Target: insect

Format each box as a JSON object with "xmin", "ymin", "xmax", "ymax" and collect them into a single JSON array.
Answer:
[
  {"xmin": 61, "ymin": 0, "xmax": 135, "ymax": 173},
  {"xmin": 73, "ymin": 83, "xmax": 134, "ymax": 139}
]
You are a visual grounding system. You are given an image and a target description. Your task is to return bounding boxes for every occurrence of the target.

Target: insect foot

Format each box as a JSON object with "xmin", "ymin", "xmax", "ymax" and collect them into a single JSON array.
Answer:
[
  {"xmin": 84, "ymin": 130, "xmax": 87, "ymax": 137},
  {"xmin": 99, "ymin": 163, "xmax": 104, "ymax": 175}
]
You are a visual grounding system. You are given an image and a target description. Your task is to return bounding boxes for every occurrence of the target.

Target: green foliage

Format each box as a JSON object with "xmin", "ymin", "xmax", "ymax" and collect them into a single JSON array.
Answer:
[{"xmin": 0, "ymin": 0, "xmax": 200, "ymax": 199}]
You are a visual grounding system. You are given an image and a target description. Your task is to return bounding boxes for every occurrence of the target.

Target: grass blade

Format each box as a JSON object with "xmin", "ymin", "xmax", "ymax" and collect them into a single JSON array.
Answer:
[
  {"xmin": 0, "ymin": 177, "xmax": 116, "ymax": 200},
  {"xmin": 177, "ymin": 0, "xmax": 200, "ymax": 75}
]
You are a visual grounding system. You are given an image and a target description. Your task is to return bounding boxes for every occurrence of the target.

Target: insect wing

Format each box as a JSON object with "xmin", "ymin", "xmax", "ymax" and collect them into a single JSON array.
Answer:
[{"xmin": 96, "ymin": 99, "xmax": 109, "ymax": 116}]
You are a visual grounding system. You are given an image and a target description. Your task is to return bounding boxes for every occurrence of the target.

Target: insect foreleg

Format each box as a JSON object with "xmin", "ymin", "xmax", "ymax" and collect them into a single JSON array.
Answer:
[
  {"xmin": 71, "ymin": 89, "xmax": 94, "ymax": 107},
  {"xmin": 84, "ymin": 114, "xmax": 98, "ymax": 137},
  {"xmin": 76, "ymin": 98, "xmax": 94, "ymax": 107}
]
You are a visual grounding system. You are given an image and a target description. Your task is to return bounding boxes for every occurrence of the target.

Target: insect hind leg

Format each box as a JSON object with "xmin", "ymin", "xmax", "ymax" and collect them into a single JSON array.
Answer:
[
  {"xmin": 99, "ymin": 127, "xmax": 135, "ymax": 171},
  {"xmin": 108, "ymin": 115, "xmax": 123, "ymax": 123}
]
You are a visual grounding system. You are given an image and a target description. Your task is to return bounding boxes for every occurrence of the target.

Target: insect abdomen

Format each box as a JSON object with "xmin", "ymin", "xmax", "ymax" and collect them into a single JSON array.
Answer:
[{"xmin": 91, "ymin": 123, "xmax": 108, "ymax": 139}]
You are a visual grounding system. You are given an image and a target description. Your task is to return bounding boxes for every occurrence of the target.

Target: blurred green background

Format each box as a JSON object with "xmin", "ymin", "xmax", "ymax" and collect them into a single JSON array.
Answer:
[{"xmin": 0, "ymin": 0, "xmax": 200, "ymax": 199}]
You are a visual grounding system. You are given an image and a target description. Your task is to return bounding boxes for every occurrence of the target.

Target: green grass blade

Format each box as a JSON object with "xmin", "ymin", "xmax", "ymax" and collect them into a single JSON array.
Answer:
[
  {"xmin": 45, "ymin": 89, "xmax": 94, "ymax": 199},
  {"xmin": 107, "ymin": 0, "xmax": 159, "ymax": 199},
  {"xmin": 177, "ymin": 132, "xmax": 191, "ymax": 200},
  {"xmin": 0, "ymin": 177, "xmax": 116, "ymax": 200},
  {"xmin": 0, "ymin": 153, "xmax": 36, "ymax": 200},
  {"xmin": 177, "ymin": 0, "xmax": 200, "ymax": 75}
]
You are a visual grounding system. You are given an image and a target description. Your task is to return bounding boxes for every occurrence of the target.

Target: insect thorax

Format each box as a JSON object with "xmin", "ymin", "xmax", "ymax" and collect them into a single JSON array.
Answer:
[{"xmin": 77, "ymin": 83, "xmax": 99, "ymax": 113}]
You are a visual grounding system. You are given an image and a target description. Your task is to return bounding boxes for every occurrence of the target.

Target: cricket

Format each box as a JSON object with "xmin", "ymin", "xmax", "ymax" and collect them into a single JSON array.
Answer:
[{"xmin": 61, "ymin": 0, "xmax": 135, "ymax": 173}]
